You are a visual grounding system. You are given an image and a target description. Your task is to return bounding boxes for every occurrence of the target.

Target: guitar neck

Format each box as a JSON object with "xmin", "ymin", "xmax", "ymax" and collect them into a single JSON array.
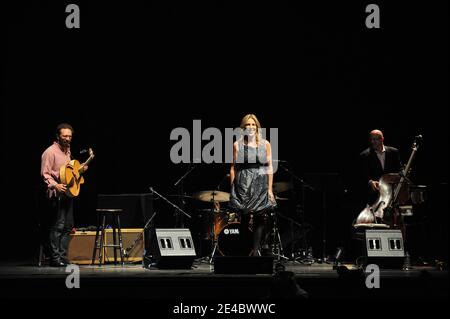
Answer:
[
  {"xmin": 80, "ymin": 149, "xmax": 95, "ymax": 169},
  {"xmin": 84, "ymin": 155, "xmax": 95, "ymax": 166}
]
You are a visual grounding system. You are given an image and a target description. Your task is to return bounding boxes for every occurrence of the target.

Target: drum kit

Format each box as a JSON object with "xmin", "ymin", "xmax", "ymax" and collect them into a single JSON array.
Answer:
[
  {"xmin": 191, "ymin": 190, "xmax": 252, "ymax": 257},
  {"xmin": 172, "ymin": 182, "xmax": 294, "ymax": 259}
]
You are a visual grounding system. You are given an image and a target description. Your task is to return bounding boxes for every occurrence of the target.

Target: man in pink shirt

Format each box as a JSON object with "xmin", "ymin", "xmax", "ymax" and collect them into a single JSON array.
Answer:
[{"xmin": 41, "ymin": 123, "xmax": 87, "ymax": 267}]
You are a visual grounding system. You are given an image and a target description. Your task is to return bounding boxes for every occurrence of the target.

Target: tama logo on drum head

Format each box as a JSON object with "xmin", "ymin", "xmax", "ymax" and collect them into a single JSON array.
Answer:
[{"xmin": 224, "ymin": 228, "xmax": 239, "ymax": 235}]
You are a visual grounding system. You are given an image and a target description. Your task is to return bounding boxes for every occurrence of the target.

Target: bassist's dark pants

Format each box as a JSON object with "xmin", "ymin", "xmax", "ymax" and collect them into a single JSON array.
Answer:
[{"xmin": 48, "ymin": 196, "xmax": 74, "ymax": 263}]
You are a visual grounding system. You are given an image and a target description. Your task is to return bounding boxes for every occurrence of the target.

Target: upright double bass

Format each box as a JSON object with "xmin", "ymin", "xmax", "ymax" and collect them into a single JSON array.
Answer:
[{"xmin": 356, "ymin": 135, "xmax": 422, "ymax": 225}]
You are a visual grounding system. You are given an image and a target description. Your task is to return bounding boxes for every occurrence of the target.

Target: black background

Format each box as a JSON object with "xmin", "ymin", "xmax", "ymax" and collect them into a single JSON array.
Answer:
[{"xmin": 2, "ymin": 1, "xmax": 448, "ymax": 262}]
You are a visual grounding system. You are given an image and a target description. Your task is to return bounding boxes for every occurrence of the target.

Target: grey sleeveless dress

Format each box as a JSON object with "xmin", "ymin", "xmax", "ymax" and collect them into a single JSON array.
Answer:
[{"xmin": 229, "ymin": 140, "xmax": 276, "ymax": 215}]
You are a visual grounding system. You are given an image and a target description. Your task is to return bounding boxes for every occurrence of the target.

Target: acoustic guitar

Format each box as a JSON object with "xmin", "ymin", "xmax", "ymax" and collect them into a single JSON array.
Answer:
[{"xmin": 60, "ymin": 148, "xmax": 95, "ymax": 197}]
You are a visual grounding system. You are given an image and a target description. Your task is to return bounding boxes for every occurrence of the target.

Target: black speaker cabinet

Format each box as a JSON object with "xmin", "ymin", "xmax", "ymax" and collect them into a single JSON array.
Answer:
[{"xmin": 150, "ymin": 228, "xmax": 196, "ymax": 269}]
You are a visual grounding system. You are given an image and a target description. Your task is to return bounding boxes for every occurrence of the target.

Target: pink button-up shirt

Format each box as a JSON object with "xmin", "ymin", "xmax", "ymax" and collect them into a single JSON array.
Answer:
[{"xmin": 41, "ymin": 142, "xmax": 71, "ymax": 198}]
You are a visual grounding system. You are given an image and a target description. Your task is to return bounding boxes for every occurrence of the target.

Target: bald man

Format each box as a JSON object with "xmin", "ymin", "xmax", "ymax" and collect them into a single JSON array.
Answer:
[{"xmin": 360, "ymin": 130, "xmax": 402, "ymax": 204}]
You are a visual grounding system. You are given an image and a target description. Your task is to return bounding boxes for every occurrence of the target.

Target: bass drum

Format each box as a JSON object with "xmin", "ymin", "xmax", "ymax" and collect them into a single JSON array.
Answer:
[{"xmin": 217, "ymin": 222, "xmax": 253, "ymax": 256}]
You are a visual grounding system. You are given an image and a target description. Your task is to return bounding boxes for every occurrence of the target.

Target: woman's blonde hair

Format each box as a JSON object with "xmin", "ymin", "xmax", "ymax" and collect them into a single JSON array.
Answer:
[{"xmin": 240, "ymin": 114, "xmax": 262, "ymax": 145}]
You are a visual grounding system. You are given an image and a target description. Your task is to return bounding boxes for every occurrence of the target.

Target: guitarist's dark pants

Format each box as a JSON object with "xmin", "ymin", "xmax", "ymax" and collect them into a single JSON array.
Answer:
[{"xmin": 48, "ymin": 196, "xmax": 74, "ymax": 263}]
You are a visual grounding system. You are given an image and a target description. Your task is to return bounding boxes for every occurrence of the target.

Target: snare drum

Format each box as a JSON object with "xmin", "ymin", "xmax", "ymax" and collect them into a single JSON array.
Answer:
[{"xmin": 216, "ymin": 222, "xmax": 253, "ymax": 256}]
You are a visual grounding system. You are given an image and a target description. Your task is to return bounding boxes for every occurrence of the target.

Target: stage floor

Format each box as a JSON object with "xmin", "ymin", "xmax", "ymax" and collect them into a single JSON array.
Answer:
[{"xmin": 0, "ymin": 260, "xmax": 447, "ymax": 300}]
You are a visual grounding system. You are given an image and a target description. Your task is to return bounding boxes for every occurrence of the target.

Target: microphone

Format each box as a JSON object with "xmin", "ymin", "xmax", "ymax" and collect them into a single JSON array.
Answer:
[
  {"xmin": 273, "ymin": 159, "xmax": 288, "ymax": 163},
  {"xmin": 80, "ymin": 149, "xmax": 90, "ymax": 154}
]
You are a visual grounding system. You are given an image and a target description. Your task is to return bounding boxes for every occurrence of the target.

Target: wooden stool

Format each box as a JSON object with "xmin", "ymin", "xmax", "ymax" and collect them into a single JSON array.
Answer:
[{"xmin": 91, "ymin": 209, "xmax": 124, "ymax": 266}]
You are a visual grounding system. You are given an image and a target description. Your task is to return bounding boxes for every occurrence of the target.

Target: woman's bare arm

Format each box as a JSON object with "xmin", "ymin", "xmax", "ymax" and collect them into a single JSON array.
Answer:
[
  {"xmin": 230, "ymin": 142, "xmax": 238, "ymax": 186},
  {"xmin": 266, "ymin": 141, "xmax": 274, "ymax": 201}
]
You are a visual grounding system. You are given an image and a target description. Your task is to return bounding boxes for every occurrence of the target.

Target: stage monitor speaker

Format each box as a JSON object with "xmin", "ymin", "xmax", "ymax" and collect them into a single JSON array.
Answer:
[
  {"xmin": 214, "ymin": 256, "xmax": 274, "ymax": 274},
  {"xmin": 151, "ymin": 228, "xmax": 196, "ymax": 269},
  {"xmin": 364, "ymin": 229, "xmax": 405, "ymax": 268}
]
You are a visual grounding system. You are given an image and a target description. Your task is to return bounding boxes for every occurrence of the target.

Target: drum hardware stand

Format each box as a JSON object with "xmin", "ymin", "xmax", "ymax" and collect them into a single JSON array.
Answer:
[
  {"xmin": 207, "ymin": 191, "xmax": 219, "ymax": 264},
  {"xmin": 193, "ymin": 192, "xmax": 220, "ymax": 264},
  {"xmin": 275, "ymin": 211, "xmax": 306, "ymax": 264},
  {"xmin": 209, "ymin": 241, "xmax": 219, "ymax": 264},
  {"xmin": 297, "ymin": 246, "xmax": 316, "ymax": 265},
  {"xmin": 197, "ymin": 228, "xmax": 219, "ymax": 264},
  {"xmin": 192, "ymin": 185, "xmax": 231, "ymax": 264},
  {"xmin": 198, "ymin": 173, "xmax": 230, "ymax": 263},
  {"xmin": 307, "ymin": 172, "xmax": 338, "ymax": 263},
  {"xmin": 270, "ymin": 210, "xmax": 290, "ymax": 262},
  {"xmin": 277, "ymin": 161, "xmax": 315, "ymax": 263},
  {"xmin": 195, "ymin": 199, "xmax": 220, "ymax": 264}
]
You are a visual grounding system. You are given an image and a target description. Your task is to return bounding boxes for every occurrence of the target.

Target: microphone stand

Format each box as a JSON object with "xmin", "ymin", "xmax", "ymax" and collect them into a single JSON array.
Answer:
[
  {"xmin": 173, "ymin": 164, "xmax": 196, "ymax": 228},
  {"xmin": 120, "ymin": 211, "xmax": 157, "ymax": 266},
  {"xmin": 278, "ymin": 162, "xmax": 314, "ymax": 191},
  {"xmin": 277, "ymin": 161, "xmax": 315, "ymax": 263},
  {"xmin": 149, "ymin": 187, "xmax": 192, "ymax": 220}
]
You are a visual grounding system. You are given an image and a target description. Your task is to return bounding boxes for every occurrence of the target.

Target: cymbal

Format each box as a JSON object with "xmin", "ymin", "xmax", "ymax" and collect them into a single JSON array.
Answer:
[
  {"xmin": 273, "ymin": 182, "xmax": 293, "ymax": 194},
  {"xmin": 193, "ymin": 190, "xmax": 230, "ymax": 202}
]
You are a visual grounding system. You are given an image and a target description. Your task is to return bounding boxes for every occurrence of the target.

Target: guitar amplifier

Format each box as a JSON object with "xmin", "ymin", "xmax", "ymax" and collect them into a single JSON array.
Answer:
[
  {"xmin": 68, "ymin": 229, "xmax": 144, "ymax": 264},
  {"xmin": 67, "ymin": 231, "xmax": 98, "ymax": 264}
]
